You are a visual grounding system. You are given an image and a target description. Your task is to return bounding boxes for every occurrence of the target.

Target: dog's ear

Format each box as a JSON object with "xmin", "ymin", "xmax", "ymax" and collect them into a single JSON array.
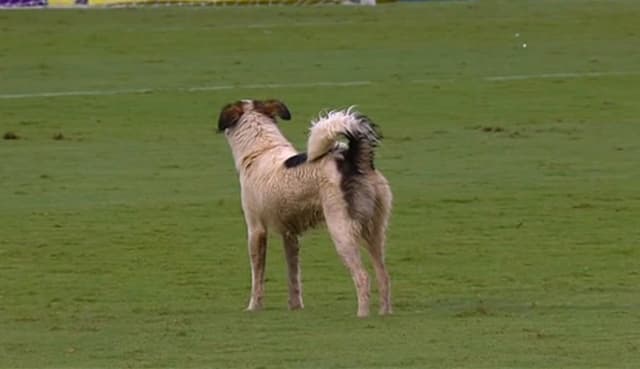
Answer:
[
  {"xmin": 218, "ymin": 102, "xmax": 244, "ymax": 132},
  {"xmin": 254, "ymin": 99, "xmax": 291, "ymax": 121}
]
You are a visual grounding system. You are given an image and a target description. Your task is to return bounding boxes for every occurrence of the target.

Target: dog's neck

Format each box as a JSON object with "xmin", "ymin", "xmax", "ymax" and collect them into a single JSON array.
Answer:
[{"xmin": 225, "ymin": 112, "xmax": 294, "ymax": 173}]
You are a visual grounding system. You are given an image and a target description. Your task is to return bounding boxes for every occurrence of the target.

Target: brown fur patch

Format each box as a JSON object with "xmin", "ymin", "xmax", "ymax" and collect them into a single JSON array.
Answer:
[
  {"xmin": 253, "ymin": 99, "xmax": 291, "ymax": 121},
  {"xmin": 218, "ymin": 102, "xmax": 244, "ymax": 132}
]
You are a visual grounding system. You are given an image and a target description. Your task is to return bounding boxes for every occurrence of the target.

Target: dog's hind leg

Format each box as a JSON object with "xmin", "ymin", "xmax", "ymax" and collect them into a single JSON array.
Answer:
[
  {"xmin": 247, "ymin": 226, "xmax": 268, "ymax": 311},
  {"xmin": 324, "ymin": 204, "xmax": 370, "ymax": 317},
  {"xmin": 282, "ymin": 233, "xmax": 304, "ymax": 310},
  {"xmin": 364, "ymin": 224, "xmax": 392, "ymax": 315},
  {"xmin": 364, "ymin": 179, "xmax": 393, "ymax": 315}
]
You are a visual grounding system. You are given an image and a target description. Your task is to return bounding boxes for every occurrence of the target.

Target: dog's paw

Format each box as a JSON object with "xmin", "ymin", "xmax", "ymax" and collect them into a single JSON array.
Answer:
[
  {"xmin": 288, "ymin": 301, "xmax": 304, "ymax": 311},
  {"xmin": 246, "ymin": 300, "xmax": 263, "ymax": 312}
]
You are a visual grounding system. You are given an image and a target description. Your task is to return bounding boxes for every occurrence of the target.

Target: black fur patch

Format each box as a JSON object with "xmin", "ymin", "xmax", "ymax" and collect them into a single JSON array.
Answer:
[
  {"xmin": 337, "ymin": 135, "xmax": 370, "ymax": 220},
  {"xmin": 284, "ymin": 153, "xmax": 308, "ymax": 168},
  {"xmin": 342, "ymin": 130, "xmax": 375, "ymax": 173},
  {"xmin": 336, "ymin": 116, "xmax": 381, "ymax": 220}
]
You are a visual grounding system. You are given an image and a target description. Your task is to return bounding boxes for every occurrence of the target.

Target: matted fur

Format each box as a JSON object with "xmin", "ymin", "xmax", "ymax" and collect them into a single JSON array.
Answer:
[{"xmin": 218, "ymin": 99, "xmax": 392, "ymax": 317}]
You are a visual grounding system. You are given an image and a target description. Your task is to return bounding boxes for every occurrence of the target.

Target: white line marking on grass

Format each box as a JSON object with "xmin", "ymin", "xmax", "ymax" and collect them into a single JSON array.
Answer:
[
  {"xmin": 410, "ymin": 71, "xmax": 640, "ymax": 84},
  {"xmin": 0, "ymin": 80, "xmax": 372, "ymax": 100},
  {"xmin": 0, "ymin": 88, "xmax": 155, "ymax": 99},
  {"xmin": 483, "ymin": 71, "xmax": 640, "ymax": 82},
  {"xmin": 184, "ymin": 80, "xmax": 371, "ymax": 92},
  {"xmin": 410, "ymin": 78, "xmax": 456, "ymax": 84},
  {"xmin": 2, "ymin": 71, "xmax": 638, "ymax": 100}
]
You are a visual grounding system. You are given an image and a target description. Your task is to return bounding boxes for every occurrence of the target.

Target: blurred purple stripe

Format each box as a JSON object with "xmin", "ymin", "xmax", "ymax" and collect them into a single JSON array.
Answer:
[{"xmin": 0, "ymin": 0, "xmax": 47, "ymax": 6}]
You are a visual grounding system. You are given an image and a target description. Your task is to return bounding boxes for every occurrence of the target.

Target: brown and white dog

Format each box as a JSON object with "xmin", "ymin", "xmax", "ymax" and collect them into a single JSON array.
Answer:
[{"xmin": 217, "ymin": 99, "xmax": 392, "ymax": 317}]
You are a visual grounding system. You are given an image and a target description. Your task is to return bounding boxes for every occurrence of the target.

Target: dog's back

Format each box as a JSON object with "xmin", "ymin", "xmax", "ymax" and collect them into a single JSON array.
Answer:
[{"xmin": 244, "ymin": 159, "xmax": 326, "ymax": 235}]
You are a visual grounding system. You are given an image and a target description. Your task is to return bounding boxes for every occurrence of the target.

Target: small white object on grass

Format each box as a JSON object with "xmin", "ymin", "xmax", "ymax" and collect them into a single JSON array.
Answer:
[{"xmin": 522, "ymin": 43, "xmax": 528, "ymax": 48}]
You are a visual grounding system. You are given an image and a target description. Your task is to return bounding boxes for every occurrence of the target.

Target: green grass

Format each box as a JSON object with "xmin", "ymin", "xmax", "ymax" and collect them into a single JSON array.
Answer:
[{"xmin": 1, "ymin": 0, "xmax": 640, "ymax": 368}]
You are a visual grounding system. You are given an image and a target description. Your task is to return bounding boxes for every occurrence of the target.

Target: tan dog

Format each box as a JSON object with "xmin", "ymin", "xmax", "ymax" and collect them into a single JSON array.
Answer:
[{"xmin": 217, "ymin": 99, "xmax": 392, "ymax": 317}]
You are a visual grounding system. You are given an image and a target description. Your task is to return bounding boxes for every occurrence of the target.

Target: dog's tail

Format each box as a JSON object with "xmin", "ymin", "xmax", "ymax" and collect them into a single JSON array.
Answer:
[{"xmin": 306, "ymin": 108, "xmax": 381, "ymax": 172}]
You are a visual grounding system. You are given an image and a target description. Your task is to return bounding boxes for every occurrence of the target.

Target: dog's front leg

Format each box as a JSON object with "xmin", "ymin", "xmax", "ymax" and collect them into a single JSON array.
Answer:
[
  {"xmin": 283, "ymin": 233, "xmax": 304, "ymax": 310},
  {"xmin": 247, "ymin": 228, "xmax": 267, "ymax": 311}
]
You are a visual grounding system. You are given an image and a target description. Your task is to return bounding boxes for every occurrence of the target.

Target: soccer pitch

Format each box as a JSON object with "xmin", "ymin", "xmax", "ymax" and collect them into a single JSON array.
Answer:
[{"xmin": 1, "ymin": 1, "xmax": 639, "ymax": 367}]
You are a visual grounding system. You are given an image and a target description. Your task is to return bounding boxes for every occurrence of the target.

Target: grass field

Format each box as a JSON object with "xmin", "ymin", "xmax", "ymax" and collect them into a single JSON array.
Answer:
[{"xmin": 1, "ymin": 0, "xmax": 640, "ymax": 368}]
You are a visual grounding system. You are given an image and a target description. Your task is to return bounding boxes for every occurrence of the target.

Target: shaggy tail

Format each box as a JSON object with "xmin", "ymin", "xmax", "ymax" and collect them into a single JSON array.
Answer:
[{"xmin": 306, "ymin": 108, "xmax": 381, "ymax": 172}]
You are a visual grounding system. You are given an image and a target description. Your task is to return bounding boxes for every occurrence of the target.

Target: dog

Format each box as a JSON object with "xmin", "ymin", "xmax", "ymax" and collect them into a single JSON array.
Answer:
[{"xmin": 217, "ymin": 99, "xmax": 392, "ymax": 317}]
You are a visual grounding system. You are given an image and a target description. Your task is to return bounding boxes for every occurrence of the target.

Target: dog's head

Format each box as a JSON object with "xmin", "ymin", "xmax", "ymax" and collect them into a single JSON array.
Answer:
[{"xmin": 218, "ymin": 99, "xmax": 291, "ymax": 133}]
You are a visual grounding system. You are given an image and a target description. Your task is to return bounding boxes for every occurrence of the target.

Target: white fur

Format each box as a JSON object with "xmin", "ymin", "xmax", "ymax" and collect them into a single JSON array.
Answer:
[{"xmin": 307, "ymin": 107, "xmax": 379, "ymax": 161}]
